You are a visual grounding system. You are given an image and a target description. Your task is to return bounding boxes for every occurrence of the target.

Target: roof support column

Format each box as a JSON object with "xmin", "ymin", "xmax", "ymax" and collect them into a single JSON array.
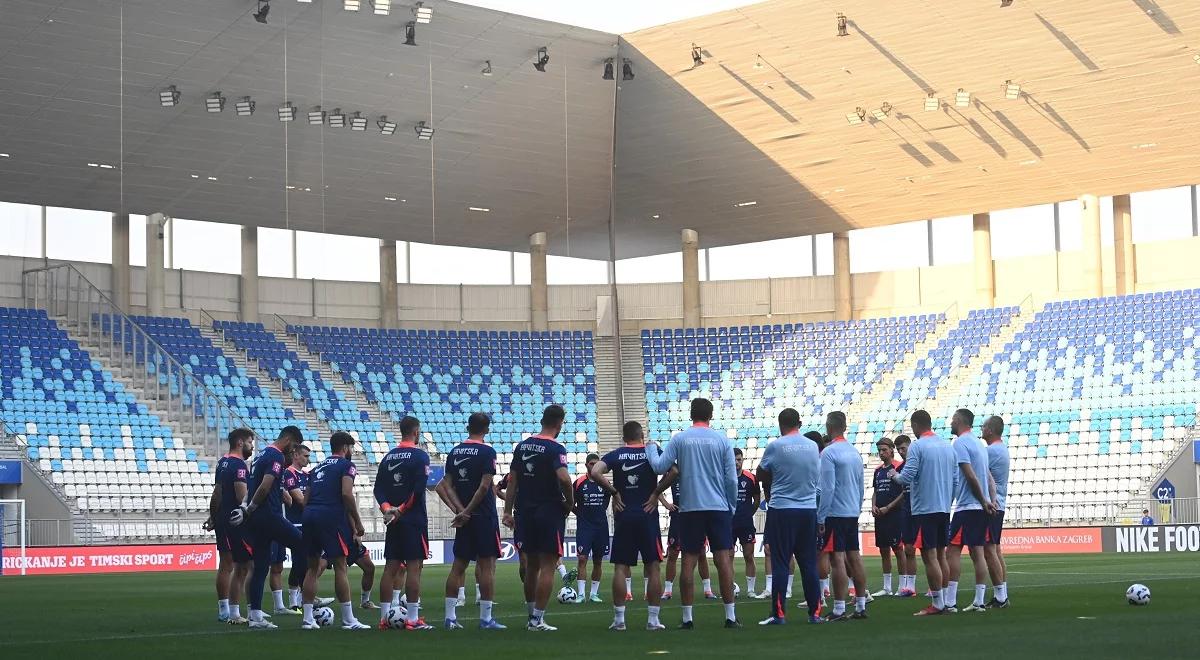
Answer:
[
  {"xmin": 146, "ymin": 213, "xmax": 167, "ymax": 317},
  {"xmin": 1112, "ymin": 194, "xmax": 1135, "ymax": 296},
  {"xmin": 240, "ymin": 225, "xmax": 259, "ymax": 323},
  {"xmin": 1080, "ymin": 194, "xmax": 1103, "ymax": 298},
  {"xmin": 111, "ymin": 212, "xmax": 130, "ymax": 312},
  {"xmin": 973, "ymin": 213, "xmax": 995, "ymax": 308},
  {"xmin": 682, "ymin": 229, "xmax": 701, "ymax": 328},
  {"xmin": 379, "ymin": 240, "xmax": 398, "ymax": 329},
  {"xmin": 833, "ymin": 231, "xmax": 851, "ymax": 320},
  {"xmin": 530, "ymin": 232, "xmax": 548, "ymax": 331}
]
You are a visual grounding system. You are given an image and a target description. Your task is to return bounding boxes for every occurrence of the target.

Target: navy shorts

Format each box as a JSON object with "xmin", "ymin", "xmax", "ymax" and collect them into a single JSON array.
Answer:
[
  {"xmin": 575, "ymin": 522, "xmax": 610, "ymax": 559},
  {"xmin": 215, "ymin": 523, "xmax": 252, "ymax": 562},
  {"xmin": 454, "ymin": 516, "xmax": 503, "ymax": 561},
  {"xmin": 911, "ymin": 512, "xmax": 951, "ymax": 550},
  {"xmin": 248, "ymin": 511, "xmax": 303, "ymax": 563},
  {"xmin": 874, "ymin": 512, "xmax": 903, "ymax": 549},
  {"xmin": 610, "ymin": 515, "xmax": 663, "ymax": 566},
  {"xmin": 678, "ymin": 510, "xmax": 733, "ymax": 553},
  {"xmin": 733, "ymin": 524, "xmax": 757, "ymax": 549},
  {"xmin": 385, "ymin": 520, "xmax": 429, "ymax": 562},
  {"xmin": 270, "ymin": 541, "xmax": 287, "ymax": 564},
  {"xmin": 950, "ymin": 509, "xmax": 988, "ymax": 547},
  {"xmin": 821, "ymin": 517, "xmax": 860, "ymax": 552},
  {"xmin": 666, "ymin": 515, "xmax": 682, "ymax": 551},
  {"xmin": 900, "ymin": 512, "xmax": 918, "ymax": 546},
  {"xmin": 986, "ymin": 510, "xmax": 1005, "ymax": 544},
  {"xmin": 302, "ymin": 508, "xmax": 354, "ymax": 559},
  {"xmin": 515, "ymin": 505, "xmax": 566, "ymax": 556}
]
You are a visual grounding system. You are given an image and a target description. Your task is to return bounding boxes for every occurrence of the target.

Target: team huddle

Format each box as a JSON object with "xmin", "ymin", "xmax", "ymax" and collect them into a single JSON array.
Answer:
[{"xmin": 205, "ymin": 398, "xmax": 1011, "ymax": 631}]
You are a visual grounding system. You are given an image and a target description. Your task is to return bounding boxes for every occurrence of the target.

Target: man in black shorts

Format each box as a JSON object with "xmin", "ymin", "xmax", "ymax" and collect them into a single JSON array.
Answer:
[{"xmin": 870, "ymin": 437, "xmax": 904, "ymax": 597}]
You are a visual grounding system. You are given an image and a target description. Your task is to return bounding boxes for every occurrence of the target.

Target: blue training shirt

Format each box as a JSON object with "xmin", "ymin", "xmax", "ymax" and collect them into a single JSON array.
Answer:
[
  {"xmin": 895, "ymin": 432, "xmax": 955, "ymax": 515},
  {"xmin": 509, "ymin": 435, "xmax": 569, "ymax": 513},
  {"xmin": 758, "ymin": 432, "xmax": 820, "ymax": 510},
  {"xmin": 601, "ymin": 444, "xmax": 657, "ymax": 522},
  {"xmin": 282, "ymin": 467, "xmax": 308, "ymax": 523},
  {"xmin": 734, "ymin": 470, "xmax": 758, "ymax": 526},
  {"xmin": 986, "ymin": 440, "xmax": 1010, "ymax": 511},
  {"xmin": 214, "ymin": 454, "xmax": 248, "ymax": 518},
  {"xmin": 306, "ymin": 455, "xmax": 357, "ymax": 514},
  {"xmin": 248, "ymin": 445, "xmax": 287, "ymax": 516},
  {"xmin": 445, "ymin": 439, "xmax": 497, "ymax": 518},
  {"xmin": 817, "ymin": 437, "xmax": 865, "ymax": 524},
  {"xmin": 647, "ymin": 423, "xmax": 737, "ymax": 514},
  {"xmin": 375, "ymin": 442, "xmax": 431, "ymax": 526},
  {"xmin": 951, "ymin": 432, "xmax": 991, "ymax": 513},
  {"xmin": 574, "ymin": 475, "xmax": 610, "ymax": 528}
]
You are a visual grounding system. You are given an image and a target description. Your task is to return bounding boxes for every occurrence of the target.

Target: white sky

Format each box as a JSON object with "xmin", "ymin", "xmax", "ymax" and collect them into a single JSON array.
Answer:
[
  {"xmin": 2, "ymin": 187, "xmax": 1196, "ymax": 285},
  {"xmin": 457, "ymin": 0, "xmax": 764, "ymax": 34}
]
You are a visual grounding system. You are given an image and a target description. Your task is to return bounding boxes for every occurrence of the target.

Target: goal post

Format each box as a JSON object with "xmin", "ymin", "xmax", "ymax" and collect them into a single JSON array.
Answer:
[{"xmin": 0, "ymin": 499, "xmax": 26, "ymax": 576}]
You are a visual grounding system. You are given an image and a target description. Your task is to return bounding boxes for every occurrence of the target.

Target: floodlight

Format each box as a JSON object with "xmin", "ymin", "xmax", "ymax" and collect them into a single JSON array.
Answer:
[
  {"xmin": 415, "ymin": 121, "xmax": 434, "ymax": 140},
  {"xmin": 534, "ymin": 47, "xmax": 550, "ymax": 72},
  {"xmin": 159, "ymin": 85, "xmax": 181, "ymax": 107},
  {"xmin": 206, "ymin": 92, "xmax": 226, "ymax": 113},
  {"xmin": 278, "ymin": 102, "xmax": 296, "ymax": 122}
]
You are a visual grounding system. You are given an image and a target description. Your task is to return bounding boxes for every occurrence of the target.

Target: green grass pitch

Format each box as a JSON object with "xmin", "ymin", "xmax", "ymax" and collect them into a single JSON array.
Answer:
[{"xmin": 1, "ymin": 553, "xmax": 1197, "ymax": 659}]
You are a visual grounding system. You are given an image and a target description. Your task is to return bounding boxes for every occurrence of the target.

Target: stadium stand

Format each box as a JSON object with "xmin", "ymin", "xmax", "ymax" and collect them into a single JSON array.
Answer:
[
  {"xmin": 212, "ymin": 320, "xmax": 393, "ymax": 463},
  {"xmin": 97, "ymin": 316, "xmax": 320, "ymax": 454},
  {"xmin": 640, "ymin": 315, "xmax": 944, "ymax": 457},
  {"xmin": 290, "ymin": 326, "xmax": 599, "ymax": 475},
  {"xmin": 0, "ymin": 307, "xmax": 206, "ymax": 515},
  {"xmin": 936, "ymin": 290, "xmax": 1200, "ymax": 524}
]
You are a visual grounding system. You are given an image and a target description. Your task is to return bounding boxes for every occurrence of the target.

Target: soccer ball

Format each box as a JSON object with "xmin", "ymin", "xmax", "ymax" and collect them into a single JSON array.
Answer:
[
  {"xmin": 557, "ymin": 587, "xmax": 578, "ymax": 604},
  {"xmin": 313, "ymin": 606, "xmax": 335, "ymax": 626},
  {"xmin": 1126, "ymin": 583, "xmax": 1150, "ymax": 606},
  {"xmin": 733, "ymin": 582, "xmax": 741, "ymax": 598},
  {"xmin": 386, "ymin": 606, "xmax": 406, "ymax": 629}
]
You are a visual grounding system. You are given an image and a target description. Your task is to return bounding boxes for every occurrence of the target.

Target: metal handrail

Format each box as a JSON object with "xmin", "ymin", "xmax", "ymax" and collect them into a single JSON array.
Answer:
[{"xmin": 21, "ymin": 263, "xmax": 251, "ymax": 463}]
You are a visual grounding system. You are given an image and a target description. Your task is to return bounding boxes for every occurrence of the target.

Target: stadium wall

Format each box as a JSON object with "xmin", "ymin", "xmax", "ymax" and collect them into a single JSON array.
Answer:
[{"xmin": 2, "ymin": 235, "xmax": 1198, "ymax": 329}]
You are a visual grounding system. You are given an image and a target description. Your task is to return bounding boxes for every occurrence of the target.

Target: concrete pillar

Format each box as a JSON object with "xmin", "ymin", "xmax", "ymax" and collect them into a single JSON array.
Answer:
[
  {"xmin": 1112, "ymin": 194, "xmax": 1135, "ymax": 296},
  {"xmin": 239, "ymin": 225, "xmax": 259, "ymax": 322},
  {"xmin": 832, "ymin": 231, "xmax": 851, "ymax": 320},
  {"xmin": 530, "ymin": 232, "xmax": 548, "ymax": 331},
  {"xmin": 1080, "ymin": 194, "xmax": 1103, "ymax": 297},
  {"xmin": 111, "ymin": 212, "xmax": 130, "ymax": 311},
  {"xmin": 682, "ymin": 229, "xmax": 701, "ymax": 327},
  {"xmin": 972, "ymin": 213, "xmax": 995, "ymax": 308},
  {"xmin": 146, "ymin": 212, "xmax": 167, "ymax": 316},
  {"xmin": 379, "ymin": 240, "xmax": 398, "ymax": 329}
]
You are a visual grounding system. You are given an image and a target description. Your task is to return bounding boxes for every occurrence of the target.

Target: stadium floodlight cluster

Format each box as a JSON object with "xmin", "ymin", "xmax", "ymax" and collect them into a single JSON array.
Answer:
[{"xmin": 156, "ymin": 87, "xmax": 414, "ymax": 137}]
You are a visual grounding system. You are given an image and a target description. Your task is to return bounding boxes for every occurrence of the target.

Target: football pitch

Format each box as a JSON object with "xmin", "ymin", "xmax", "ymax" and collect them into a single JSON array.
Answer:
[{"xmin": 1, "ymin": 553, "xmax": 1197, "ymax": 659}]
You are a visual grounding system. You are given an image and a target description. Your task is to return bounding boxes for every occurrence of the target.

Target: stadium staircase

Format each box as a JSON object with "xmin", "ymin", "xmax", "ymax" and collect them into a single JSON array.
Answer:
[
  {"xmin": 57, "ymin": 320, "xmax": 198, "ymax": 450},
  {"xmin": 922, "ymin": 300, "xmax": 1039, "ymax": 421},
  {"xmin": 592, "ymin": 335, "xmax": 648, "ymax": 454},
  {"xmin": 197, "ymin": 315, "xmax": 325, "ymax": 437},
  {"xmin": 272, "ymin": 317, "xmax": 405, "ymax": 453}
]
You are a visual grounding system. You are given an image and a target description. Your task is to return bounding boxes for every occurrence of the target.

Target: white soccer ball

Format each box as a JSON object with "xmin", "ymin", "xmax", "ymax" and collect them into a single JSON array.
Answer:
[
  {"xmin": 557, "ymin": 586, "xmax": 578, "ymax": 604},
  {"xmin": 1126, "ymin": 583, "xmax": 1150, "ymax": 606},
  {"xmin": 386, "ymin": 606, "xmax": 406, "ymax": 628},
  {"xmin": 313, "ymin": 606, "xmax": 335, "ymax": 626},
  {"xmin": 733, "ymin": 582, "xmax": 741, "ymax": 598}
]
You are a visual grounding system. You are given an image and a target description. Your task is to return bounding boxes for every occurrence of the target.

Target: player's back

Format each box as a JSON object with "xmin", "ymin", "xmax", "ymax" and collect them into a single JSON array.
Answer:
[
  {"xmin": 510, "ymin": 435, "xmax": 567, "ymax": 512},
  {"xmin": 446, "ymin": 440, "xmax": 497, "ymax": 518},
  {"xmin": 306, "ymin": 456, "xmax": 355, "ymax": 513},
  {"xmin": 215, "ymin": 455, "xmax": 248, "ymax": 516},
  {"xmin": 248, "ymin": 445, "xmax": 286, "ymax": 515},
  {"xmin": 909, "ymin": 433, "xmax": 955, "ymax": 514},
  {"xmin": 376, "ymin": 443, "xmax": 431, "ymax": 525},
  {"xmin": 951, "ymin": 432, "xmax": 991, "ymax": 511},
  {"xmin": 654, "ymin": 425, "xmax": 735, "ymax": 512},
  {"xmin": 987, "ymin": 441, "xmax": 1010, "ymax": 510},
  {"xmin": 760, "ymin": 433, "xmax": 820, "ymax": 508},
  {"xmin": 818, "ymin": 439, "xmax": 864, "ymax": 518},
  {"xmin": 602, "ymin": 444, "xmax": 656, "ymax": 520}
]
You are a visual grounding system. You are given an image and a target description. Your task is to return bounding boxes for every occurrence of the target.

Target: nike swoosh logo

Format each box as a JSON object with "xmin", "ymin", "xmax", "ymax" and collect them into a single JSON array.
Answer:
[
  {"xmin": 453, "ymin": 458, "xmax": 469, "ymax": 466},
  {"xmin": 521, "ymin": 453, "xmax": 537, "ymax": 462},
  {"xmin": 387, "ymin": 462, "xmax": 404, "ymax": 472},
  {"xmin": 622, "ymin": 462, "xmax": 645, "ymax": 472}
]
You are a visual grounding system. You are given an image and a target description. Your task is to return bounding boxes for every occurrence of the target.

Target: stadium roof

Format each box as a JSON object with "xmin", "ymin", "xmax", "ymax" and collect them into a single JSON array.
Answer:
[{"xmin": 1, "ymin": 1, "xmax": 1198, "ymax": 259}]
